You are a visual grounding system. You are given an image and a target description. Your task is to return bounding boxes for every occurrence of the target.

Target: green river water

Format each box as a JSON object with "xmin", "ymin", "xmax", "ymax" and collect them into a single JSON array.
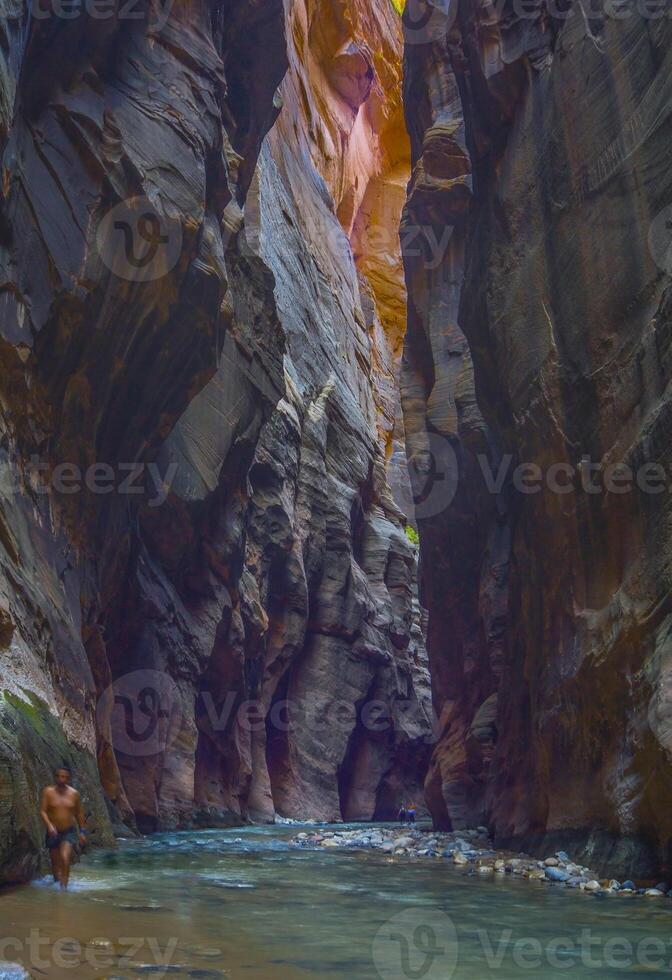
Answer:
[{"xmin": 2, "ymin": 824, "xmax": 672, "ymax": 978}]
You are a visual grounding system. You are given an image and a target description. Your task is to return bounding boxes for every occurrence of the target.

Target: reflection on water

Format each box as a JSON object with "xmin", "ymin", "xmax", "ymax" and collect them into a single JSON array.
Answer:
[{"xmin": 1, "ymin": 823, "xmax": 671, "ymax": 978}]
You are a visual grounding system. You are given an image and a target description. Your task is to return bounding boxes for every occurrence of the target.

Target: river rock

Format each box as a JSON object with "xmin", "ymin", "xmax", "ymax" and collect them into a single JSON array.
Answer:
[
  {"xmin": 545, "ymin": 867, "xmax": 570, "ymax": 883},
  {"xmin": 132, "ymin": 966, "xmax": 183, "ymax": 974},
  {"xmin": 118, "ymin": 903, "xmax": 163, "ymax": 912},
  {"xmin": 183, "ymin": 948, "xmax": 223, "ymax": 960}
]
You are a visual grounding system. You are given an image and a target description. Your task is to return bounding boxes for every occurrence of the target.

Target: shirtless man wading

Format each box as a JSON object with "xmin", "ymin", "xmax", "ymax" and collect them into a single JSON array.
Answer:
[{"xmin": 39, "ymin": 766, "xmax": 87, "ymax": 888}]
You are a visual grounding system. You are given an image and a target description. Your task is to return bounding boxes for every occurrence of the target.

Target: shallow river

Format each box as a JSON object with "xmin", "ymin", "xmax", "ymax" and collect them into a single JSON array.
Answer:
[{"xmin": 2, "ymin": 823, "xmax": 672, "ymax": 978}]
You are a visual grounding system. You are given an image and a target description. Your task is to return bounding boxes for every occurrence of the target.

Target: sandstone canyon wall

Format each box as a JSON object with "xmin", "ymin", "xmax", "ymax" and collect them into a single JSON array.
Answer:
[
  {"xmin": 0, "ymin": 0, "xmax": 432, "ymax": 883},
  {"xmin": 402, "ymin": 0, "xmax": 672, "ymax": 876}
]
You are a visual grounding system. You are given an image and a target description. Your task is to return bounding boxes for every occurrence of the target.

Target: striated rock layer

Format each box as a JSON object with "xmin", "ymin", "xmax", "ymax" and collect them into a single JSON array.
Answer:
[
  {"xmin": 402, "ymin": 0, "xmax": 672, "ymax": 875},
  {"xmin": 0, "ymin": 0, "xmax": 431, "ymax": 881}
]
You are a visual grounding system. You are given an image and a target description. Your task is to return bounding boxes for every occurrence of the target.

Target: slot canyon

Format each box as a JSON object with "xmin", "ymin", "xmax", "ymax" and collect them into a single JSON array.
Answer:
[{"xmin": 1, "ymin": 0, "xmax": 672, "ymax": 917}]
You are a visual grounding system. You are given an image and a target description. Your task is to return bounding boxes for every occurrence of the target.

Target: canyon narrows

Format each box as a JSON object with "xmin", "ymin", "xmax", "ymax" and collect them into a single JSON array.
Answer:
[{"xmin": 1, "ymin": 0, "xmax": 672, "ymax": 894}]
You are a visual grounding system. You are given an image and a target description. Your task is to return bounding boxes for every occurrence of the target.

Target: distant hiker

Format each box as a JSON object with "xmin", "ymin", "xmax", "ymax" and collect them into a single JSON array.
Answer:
[
  {"xmin": 397, "ymin": 804, "xmax": 407, "ymax": 824},
  {"xmin": 407, "ymin": 803, "xmax": 416, "ymax": 824},
  {"xmin": 40, "ymin": 765, "xmax": 87, "ymax": 889}
]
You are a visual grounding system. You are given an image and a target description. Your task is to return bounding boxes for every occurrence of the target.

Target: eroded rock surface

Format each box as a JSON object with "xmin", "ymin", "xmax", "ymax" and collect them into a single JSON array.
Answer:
[
  {"xmin": 0, "ymin": 0, "xmax": 431, "ymax": 881},
  {"xmin": 402, "ymin": 0, "xmax": 672, "ymax": 876}
]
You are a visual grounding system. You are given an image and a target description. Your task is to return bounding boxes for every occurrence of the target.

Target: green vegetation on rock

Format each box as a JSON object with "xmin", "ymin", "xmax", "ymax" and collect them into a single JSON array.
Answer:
[{"xmin": 404, "ymin": 524, "xmax": 420, "ymax": 546}]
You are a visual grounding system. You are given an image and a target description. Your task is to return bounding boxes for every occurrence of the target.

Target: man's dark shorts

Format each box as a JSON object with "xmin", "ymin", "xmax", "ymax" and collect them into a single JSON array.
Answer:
[{"xmin": 45, "ymin": 826, "xmax": 78, "ymax": 850}]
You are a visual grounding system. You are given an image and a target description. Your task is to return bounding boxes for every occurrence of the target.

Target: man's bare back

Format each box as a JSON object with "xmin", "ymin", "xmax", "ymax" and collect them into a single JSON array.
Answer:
[{"xmin": 40, "ymin": 767, "xmax": 87, "ymax": 888}]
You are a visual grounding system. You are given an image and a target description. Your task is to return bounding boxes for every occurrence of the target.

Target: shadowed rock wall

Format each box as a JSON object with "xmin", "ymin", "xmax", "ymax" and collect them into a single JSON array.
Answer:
[
  {"xmin": 402, "ymin": 0, "xmax": 672, "ymax": 876},
  {"xmin": 0, "ymin": 0, "xmax": 432, "ymax": 882}
]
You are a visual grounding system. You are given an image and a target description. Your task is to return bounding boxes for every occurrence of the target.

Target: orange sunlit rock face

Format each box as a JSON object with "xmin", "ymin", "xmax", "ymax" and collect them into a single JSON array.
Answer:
[{"xmin": 269, "ymin": 0, "xmax": 411, "ymax": 459}]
